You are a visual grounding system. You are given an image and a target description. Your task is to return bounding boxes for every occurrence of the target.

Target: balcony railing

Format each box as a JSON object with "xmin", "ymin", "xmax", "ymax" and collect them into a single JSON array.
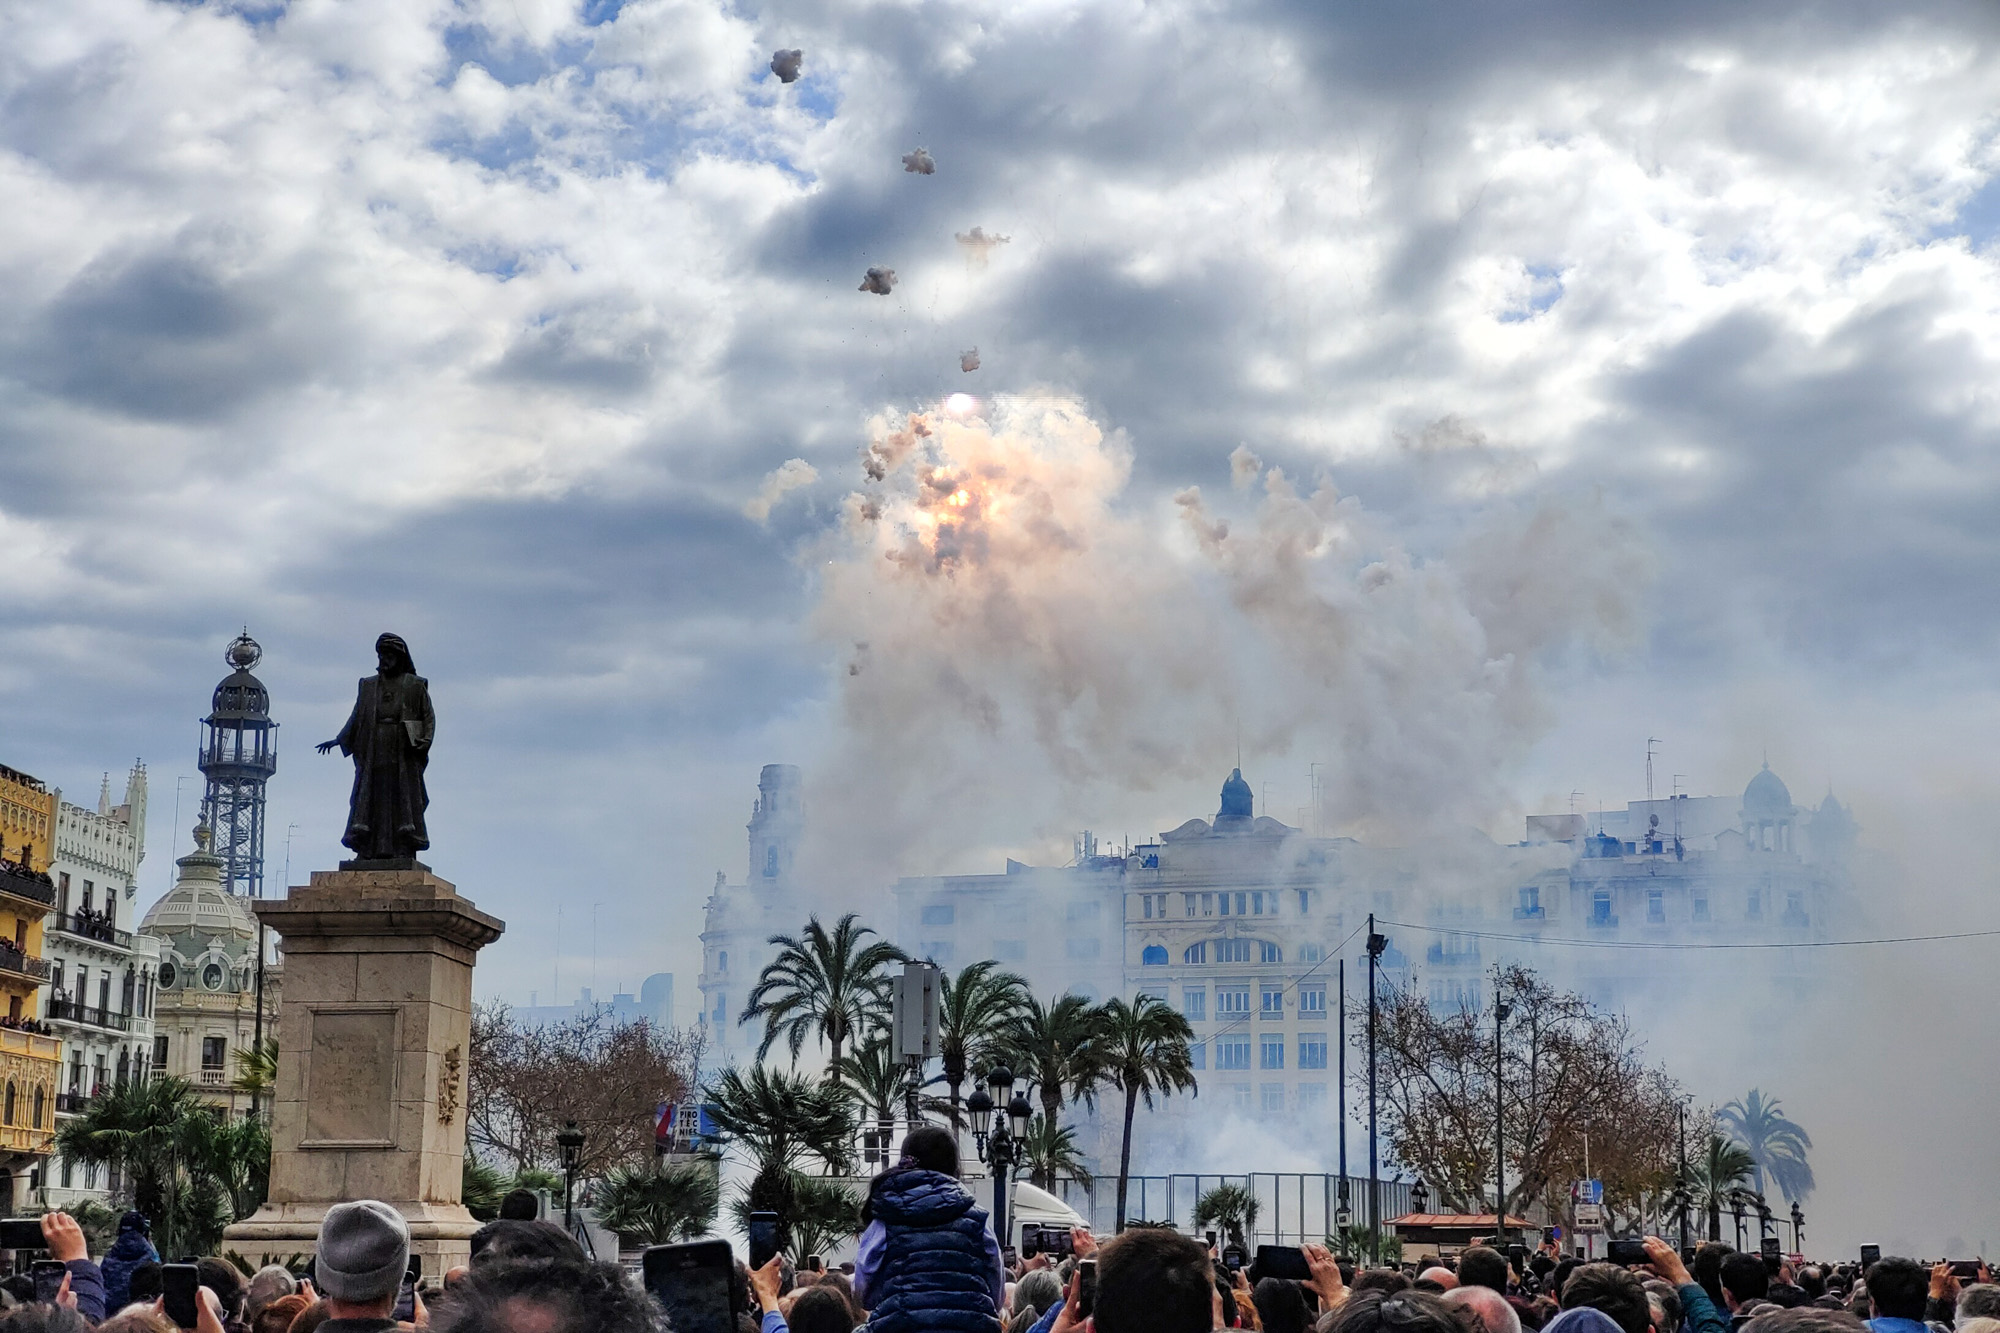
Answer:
[
  {"xmin": 0, "ymin": 948, "xmax": 50, "ymax": 982},
  {"xmin": 198, "ymin": 1067, "xmax": 226, "ymax": 1086},
  {"xmin": 50, "ymin": 913, "xmax": 131, "ymax": 950},
  {"xmin": 0, "ymin": 868, "xmax": 55, "ymax": 909},
  {"xmin": 45, "ymin": 998, "xmax": 131, "ymax": 1032},
  {"xmin": 53, "ymin": 1092, "xmax": 88, "ymax": 1114}
]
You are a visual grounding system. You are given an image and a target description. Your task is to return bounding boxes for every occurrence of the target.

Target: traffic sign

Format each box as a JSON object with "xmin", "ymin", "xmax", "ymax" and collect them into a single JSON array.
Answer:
[
  {"xmin": 1572, "ymin": 1179, "xmax": 1604, "ymax": 1205},
  {"xmin": 1575, "ymin": 1204, "xmax": 1604, "ymax": 1227}
]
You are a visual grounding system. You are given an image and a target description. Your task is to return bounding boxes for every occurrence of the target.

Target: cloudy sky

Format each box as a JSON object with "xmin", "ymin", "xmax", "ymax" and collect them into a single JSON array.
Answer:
[{"xmin": 4, "ymin": 0, "xmax": 2000, "ymax": 1243}]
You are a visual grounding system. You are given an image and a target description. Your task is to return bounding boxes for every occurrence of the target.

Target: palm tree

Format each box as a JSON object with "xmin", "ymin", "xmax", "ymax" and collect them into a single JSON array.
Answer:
[
  {"xmin": 463, "ymin": 1154, "xmax": 510, "ymax": 1221},
  {"xmin": 1018, "ymin": 1115, "xmax": 1094, "ymax": 1193},
  {"xmin": 837, "ymin": 1030, "xmax": 904, "ymax": 1165},
  {"xmin": 1098, "ymin": 994, "xmax": 1198, "ymax": 1230},
  {"xmin": 731, "ymin": 1175, "xmax": 862, "ymax": 1263},
  {"xmin": 740, "ymin": 915, "xmax": 907, "ymax": 1077},
  {"xmin": 704, "ymin": 1064, "xmax": 858, "ymax": 1178},
  {"xmin": 229, "ymin": 1037, "xmax": 279, "ymax": 1103},
  {"xmin": 1194, "ymin": 1182, "xmax": 1259, "ymax": 1247},
  {"xmin": 595, "ymin": 1161, "xmax": 721, "ymax": 1245},
  {"xmin": 1691, "ymin": 1132, "xmax": 1756, "ymax": 1241},
  {"xmin": 1718, "ymin": 1089, "xmax": 1815, "ymax": 1203},
  {"xmin": 934, "ymin": 961, "xmax": 1029, "ymax": 1131},
  {"xmin": 54, "ymin": 1077, "xmax": 234, "ymax": 1257},
  {"xmin": 1000, "ymin": 994, "xmax": 1108, "ymax": 1130}
]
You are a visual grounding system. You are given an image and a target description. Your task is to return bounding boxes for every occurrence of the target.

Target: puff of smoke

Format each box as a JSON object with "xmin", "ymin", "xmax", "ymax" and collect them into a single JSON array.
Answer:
[
  {"xmin": 961, "ymin": 348, "xmax": 980, "ymax": 373},
  {"xmin": 859, "ymin": 266, "xmax": 897, "ymax": 295},
  {"xmin": 743, "ymin": 458, "xmax": 819, "ymax": 523},
  {"xmin": 903, "ymin": 148, "xmax": 936, "ymax": 174},
  {"xmin": 955, "ymin": 227, "xmax": 1010, "ymax": 269},
  {"xmin": 770, "ymin": 49, "xmax": 803, "ymax": 83},
  {"xmin": 801, "ymin": 396, "xmax": 1653, "ymax": 885}
]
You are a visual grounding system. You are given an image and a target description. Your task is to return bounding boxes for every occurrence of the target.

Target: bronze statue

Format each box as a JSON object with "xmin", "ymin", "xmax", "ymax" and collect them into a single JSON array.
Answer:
[{"xmin": 318, "ymin": 633, "xmax": 435, "ymax": 864}]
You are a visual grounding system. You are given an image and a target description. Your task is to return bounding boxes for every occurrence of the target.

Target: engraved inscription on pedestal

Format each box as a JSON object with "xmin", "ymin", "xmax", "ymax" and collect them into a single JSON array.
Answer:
[{"xmin": 303, "ymin": 1008, "xmax": 399, "ymax": 1147}]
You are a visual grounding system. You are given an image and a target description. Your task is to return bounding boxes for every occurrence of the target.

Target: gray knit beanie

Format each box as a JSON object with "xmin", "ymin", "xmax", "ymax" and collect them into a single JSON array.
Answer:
[{"xmin": 316, "ymin": 1200, "xmax": 410, "ymax": 1302}]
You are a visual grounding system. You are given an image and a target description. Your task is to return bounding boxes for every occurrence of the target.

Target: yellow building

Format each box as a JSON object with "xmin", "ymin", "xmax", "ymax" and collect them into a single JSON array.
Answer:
[
  {"xmin": 0, "ymin": 787, "xmax": 64, "ymax": 1206},
  {"xmin": 0, "ymin": 765, "xmax": 56, "ymax": 876}
]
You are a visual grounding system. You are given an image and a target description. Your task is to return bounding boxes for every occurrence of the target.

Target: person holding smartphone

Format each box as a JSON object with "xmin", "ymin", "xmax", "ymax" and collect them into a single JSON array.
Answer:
[{"xmin": 36, "ymin": 1211, "xmax": 107, "ymax": 1325}]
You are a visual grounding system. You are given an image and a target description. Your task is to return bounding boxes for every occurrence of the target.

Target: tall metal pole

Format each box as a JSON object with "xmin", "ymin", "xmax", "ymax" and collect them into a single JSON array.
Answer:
[
  {"xmin": 1494, "ymin": 986, "xmax": 1509, "ymax": 1242},
  {"xmin": 1677, "ymin": 1103, "xmax": 1690, "ymax": 1252},
  {"xmin": 1367, "ymin": 915, "xmax": 1384, "ymax": 1265},
  {"xmin": 1337, "ymin": 958, "xmax": 1347, "ymax": 1184},
  {"xmin": 992, "ymin": 1130, "xmax": 1010, "ymax": 1250}
]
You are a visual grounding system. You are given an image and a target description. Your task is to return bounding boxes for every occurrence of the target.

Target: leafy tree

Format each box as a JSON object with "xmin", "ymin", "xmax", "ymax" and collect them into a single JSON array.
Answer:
[
  {"xmin": 463, "ymin": 1154, "xmax": 510, "ymax": 1221},
  {"xmin": 933, "ymin": 961, "xmax": 1029, "ymax": 1130},
  {"xmin": 730, "ymin": 1174, "xmax": 862, "ymax": 1263},
  {"xmin": 704, "ymin": 1064, "xmax": 858, "ymax": 1179},
  {"xmin": 1692, "ymin": 1132, "xmax": 1757, "ymax": 1242},
  {"xmin": 741, "ymin": 914, "xmax": 907, "ymax": 1077},
  {"xmin": 1194, "ymin": 1182, "xmax": 1259, "ymax": 1247},
  {"xmin": 229, "ymin": 1037, "xmax": 279, "ymax": 1104},
  {"xmin": 1098, "ymin": 994, "xmax": 1198, "ymax": 1230},
  {"xmin": 1328, "ymin": 1225, "xmax": 1401, "ymax": 1263},
  {"xmin": 1718, "ymin": 1089, "xmax": 1814, "ymax": 1203},
  {"xmin": 595, "ymin": 1161, "xmax": 721, "ymax": 1245},
  {"xmin": 837, "ymin": 1030, "xmax": 905, "ymax": 1166},
  {"xmin": 1000, "ymin": 994, "xmax": 1107, "ymax": 1130},
  {"xmin": 54, "ymin": 1077, "xmax": 235, "ymax": 1257},
  {"xmin": 1018, "ymin": 1115, "xmax": 1093, "ymax": 1193}
]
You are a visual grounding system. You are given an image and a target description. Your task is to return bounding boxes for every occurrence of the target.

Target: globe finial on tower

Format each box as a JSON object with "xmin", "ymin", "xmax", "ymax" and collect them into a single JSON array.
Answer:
[
  {"xmin": 200, "ymin": 631, "xmax": 278, "ymax": 896},
  {"xmin": 225, "ymin": 631, "xmax": 263, "ymax": 672}
]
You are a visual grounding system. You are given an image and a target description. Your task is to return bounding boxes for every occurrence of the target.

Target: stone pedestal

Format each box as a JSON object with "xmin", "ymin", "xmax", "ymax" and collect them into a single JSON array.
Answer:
[{"xmin": 223, "ymin": 868, "xmax": 505, "ymax": 1275}]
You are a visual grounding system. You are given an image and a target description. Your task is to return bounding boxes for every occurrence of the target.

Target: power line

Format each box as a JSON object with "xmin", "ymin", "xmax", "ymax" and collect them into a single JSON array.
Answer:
[{"xmin": 1373, "ymin": 918, "xmax": 2000, "ymax": 951}]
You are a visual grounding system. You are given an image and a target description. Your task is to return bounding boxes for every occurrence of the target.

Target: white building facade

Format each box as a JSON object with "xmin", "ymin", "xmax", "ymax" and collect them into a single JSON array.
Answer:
[
  {"xmin": 42, "ymin": 764, "xmax": 161, "ymax": 1209},
  {"xmin": 697, "ymin": 765, "xmax": 807, "ymax": 1072}
]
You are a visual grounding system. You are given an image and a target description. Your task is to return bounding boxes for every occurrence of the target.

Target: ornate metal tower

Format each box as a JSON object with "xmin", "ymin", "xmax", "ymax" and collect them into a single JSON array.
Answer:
[{"xmin": 199, "ymin": 632, "xmax": 277, "ymax": 897}]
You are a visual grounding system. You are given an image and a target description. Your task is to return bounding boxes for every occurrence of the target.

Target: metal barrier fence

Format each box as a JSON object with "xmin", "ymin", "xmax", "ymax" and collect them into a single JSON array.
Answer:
[{"xmin": 1051, "ymin": 1173, "xmax": 1416, "ymax": 1243}]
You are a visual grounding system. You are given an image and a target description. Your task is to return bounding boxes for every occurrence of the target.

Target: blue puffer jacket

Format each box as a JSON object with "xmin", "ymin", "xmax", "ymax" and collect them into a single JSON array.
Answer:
[
  {"xmin": 101, "ymin": 1212, "xmax": 158, "ymax": 1313},
  {"xmin": 863, "ymin": 1169, "xmax": 1000, "ymax": 1333}
]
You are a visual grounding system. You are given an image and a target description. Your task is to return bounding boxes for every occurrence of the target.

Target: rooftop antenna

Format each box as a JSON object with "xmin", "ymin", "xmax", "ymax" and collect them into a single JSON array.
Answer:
[{"xmin": 1646, "ymin": 738, "xmax": 1660, "ymax": 803}]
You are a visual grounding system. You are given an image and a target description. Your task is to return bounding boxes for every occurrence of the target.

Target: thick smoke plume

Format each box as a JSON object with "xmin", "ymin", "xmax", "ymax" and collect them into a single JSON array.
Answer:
[
  {"xmin": 804, "ymin": 396, "xmax": 1651, "ymax": 882},
  {"xmin": 743, "ymin": 458, "xmax": 818, "ymax": 523}
]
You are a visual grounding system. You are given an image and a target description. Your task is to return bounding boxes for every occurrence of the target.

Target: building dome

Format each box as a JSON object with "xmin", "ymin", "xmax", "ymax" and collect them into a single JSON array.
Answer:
[
  {"xmin": 1742, "ymin": 764, "xmax": 1793, "ymax": 817},
  {"xmin": 209, "ymin": 638, "xmax": 271, "ymax": 720},
  {"xmin": 140, "ymin": 826, "xmax": 259, "ymax": 942},
  {"xmin": 1217, "ymin": 768, "xmax": 1253, "ymax": 821}
]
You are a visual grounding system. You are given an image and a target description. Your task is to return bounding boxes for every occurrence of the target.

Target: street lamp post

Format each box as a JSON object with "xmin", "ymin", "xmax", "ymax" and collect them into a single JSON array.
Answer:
[
  {"xmin": 1676, "ymin": 1102, "xmax": 1690, "ymax": 1253},
  {"xmin": 557, "ymin": 1121, "xmax": 585, "ymax": 1231},
  {"xmin": 1790, "ymin": 1201, "xmax": 1804, "ymax": 1254},
  {"xmin": 1366, "ymin": 916, "xmax": 1386, "ymax": 1265},
  {"xmin": 1757, "ymin": 1197, "xmax": 1773, "ymax": 1246},
  {"xmin": 968, "ymin": 1066, "xmax": 1034, "ymax": 1247},
  {"xmin": 1334, "ymin": 1194, "xmax": 1353, "ymax": 1259},
  {"xmin": 1493, "ymin": 986, "xmax": 1511, "ymax": 1244},
  {"xmin": 1731, "ymin": 1196, "xmax": 1745, "ymax": 1250}
]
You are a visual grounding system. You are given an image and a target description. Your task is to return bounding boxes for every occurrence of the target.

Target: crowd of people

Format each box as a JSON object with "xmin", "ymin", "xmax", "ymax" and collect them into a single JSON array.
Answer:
[{"xmin": 0, "ymin": 1143, "xmax": 1982, "ymax": 1333}]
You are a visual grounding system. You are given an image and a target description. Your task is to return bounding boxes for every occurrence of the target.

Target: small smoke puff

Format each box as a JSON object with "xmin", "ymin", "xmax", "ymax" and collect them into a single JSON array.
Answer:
[
  {"xmin": 770, "ymin": 49, "xmax": 803, "ymax": 83},
  {"xmin": 902, "ymin": 148, "xmax": 936, "ymax": 174},
  {"xmin": 961, "ymin": 348, "xmax": 980, "ymax": 373},
  {"xmin": 742, "ymin": 458, "xmax": 819, "ymax": 523},
  {"xmin": 859, "ymin": 266, "xmax": 897, "ymax": 295},
  {"xmin": 954, "ymin": 226, "xmax": 1010, "ymax": 269},
  {"xmin": 1229, "ymin": 444, "xmax": 1263, "ymax": 489}
]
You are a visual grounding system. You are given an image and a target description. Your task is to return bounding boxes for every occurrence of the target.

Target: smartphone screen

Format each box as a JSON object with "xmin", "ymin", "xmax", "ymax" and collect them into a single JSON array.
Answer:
[
  {"xmin": 806, "ymin": 1254, "xmax": 824, "ymax": 1274},
  {"xmin": 32, "ymin": 1260, "xmax": 65, "ymax": 1304},
  {"xmin": 1860, "ymin": 1246, "xmax": 1881, "ymax": 1268},
  {"xmin": 747, "ymin": 1211, "xmax": 780, "ymax": 1271},
  {"xmin": 644, "ymin": 1240, "xmax": 736, "ymax": 1333},
  {"xmin": 163, "ymin": 1263, "xmax": 201, "ymax": 1330},
  {"xmin": 1077, "ymin": 1259, "xmax": 1097, "ymax": 1319},
  {"xmin": 0, "ymin": 1219, "xmax": 44, "ymax": 1251},
  {"xmin": 1253, "ymin": 1245, "xmax": 1313, "ymax": 1282},
  {"xmin": 394, "ymin": 1254, "xmax": 421, "ymax": 1321}
]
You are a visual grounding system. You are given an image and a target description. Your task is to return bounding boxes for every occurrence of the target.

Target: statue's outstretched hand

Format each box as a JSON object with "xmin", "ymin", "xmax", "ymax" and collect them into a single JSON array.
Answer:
[{"xmin": 316, "ymin": 740, "xmax": 340, "ymax": 754}]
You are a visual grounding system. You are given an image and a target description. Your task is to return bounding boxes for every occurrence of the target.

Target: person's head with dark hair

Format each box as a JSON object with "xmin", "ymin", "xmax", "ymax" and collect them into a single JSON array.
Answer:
[
  {"xmin": 1644, "ymin": 1280, "xmax": 1683, "ymax": 1333},
  {"xmin": 788, "ymin": 1286, "xmax": 859, "ymax": 1333},
  {"xmin": 498, "ymin": 1189, "xmax": 541, "ymax": 1220},
  {"xmin": 897, "ymin": 1126, "xmax": 961, "ymax": 1179},
  {"xmin": 1094, "ymin": 1226, "xmax": 1213, "ymax": 1333},
  {"xmin": 196, "ymin": 1258, "xmax": 248, "ymax": 1321},
  {"xmin": 1764, "ymin": 1284, "xmax": 1807, "ymax": 1311},
  {"xmin": 127, "ymin": 1263, "xmax": 164, "ymax": 1305},
  {"xmin": 1719, "ymin": 1254, "xmax": 1772, "ymax": 1312},
  {"xmin": 429, "ymin": 1256, "xmax": 662, "ymax": 1333},
  {"xmin": 1693, "ymin": 1246, "xmax": 1732, "ymax": 1309},
  {"xmin": 815, "ymin": 1272, "xmax": 861, "ymax": 1321},
  {"xmin": 469, "ymin": 1219, "xmax": 586, "ymax": 1269},
  {"xmin": 1532, "ymin": 1257, "xmax": 1557, "ymax": 1280},
  {"xmin": 1795, "ymin": 1269, "xmax": 1825, "ymax": 1301},
  {"xmin": 1560, "ymin": 1263, "xmax": 1652, "ymax": 1333},
  {"xmin": 1862, "ymin": 1260, "xmax": 1927, "ymax": 1322},
  {"xmin": 1354, "ymin": 1270, "xmax": 1415, "ymax": 1297},
  {"xmin": 0, "ymin": 1276, "xmax": 33, "ymax": 1306},
  {"xmin": 1460, "ymin": 1248, "xmax": 1511, "ymax": 1294},
  {"xmin": 1255, "ymin": 1277, "xmax": 1312, "ymax": 1333},
  {"xmin": 1324, "ymin": 1288, "xmax": 1467, "ymax": 1333},
  {"xmin": 1554, "ymin": 1261, "xmax": 1584, "ymax": 1297},
  {"xmin": 0, "ymin": 1307, "xmax": 91, "ymax": 1333}
]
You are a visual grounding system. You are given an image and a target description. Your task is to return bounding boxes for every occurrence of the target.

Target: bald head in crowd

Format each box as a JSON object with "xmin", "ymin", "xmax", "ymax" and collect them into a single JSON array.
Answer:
[{"xmin": 1447, "ymin": 1283, "xmax": 1523, "ymax": 1333}]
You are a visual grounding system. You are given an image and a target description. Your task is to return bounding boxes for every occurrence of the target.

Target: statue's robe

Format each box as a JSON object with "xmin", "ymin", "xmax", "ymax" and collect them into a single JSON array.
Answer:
[{"xmin": 334, "ymin": 670, "xmax": 434, "ymax": 859}]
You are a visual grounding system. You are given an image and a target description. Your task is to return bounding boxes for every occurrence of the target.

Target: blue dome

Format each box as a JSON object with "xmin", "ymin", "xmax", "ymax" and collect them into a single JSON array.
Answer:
[
  {"xmin": 1743, "ymin": 764, "xmax": 1792, "ymax": 816},
  {"xmin": 1218, "ymin": 768, "xmax": 1253, "ymax": 820}
]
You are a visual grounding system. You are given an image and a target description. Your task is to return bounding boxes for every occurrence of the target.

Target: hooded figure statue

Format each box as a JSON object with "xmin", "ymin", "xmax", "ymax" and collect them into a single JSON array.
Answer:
[{"xmin": 318, "ymin": 633, "xmax": 435, "ymax": 862}]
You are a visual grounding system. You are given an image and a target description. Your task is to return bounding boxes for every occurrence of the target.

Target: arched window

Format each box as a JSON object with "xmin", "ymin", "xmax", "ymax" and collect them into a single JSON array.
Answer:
[
  {"xmin": 1141, "ymin": 945, "xmax": 1168, "ymax": 966},
  {"xmin": 1183, "ymin": 942, "xmax": 1207, "ymax": 965},
  {"xmin": 1259, "ymin": 941, "xmax": 1282, "ymax": 964},
  {"xmin": 32, "ymin": 1087, "xmax": 44, "ymax": 1129},
  {"xmin": 1215, "ymin": 938, "xmax": 1252, "ymax": 964},
  {"xmin": 718, "ymin": 952, "xmax": 728, "ymax": 974},
  {"xmin": 764, "ymin": 846, "xmax": 779, "ymax": 877},
  {"xmin": 5, "ymin": 1082, "xmax": 16, "ymax": 1126}
]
